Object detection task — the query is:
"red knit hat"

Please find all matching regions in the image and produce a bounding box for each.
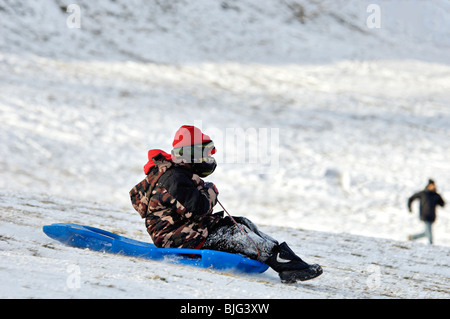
[172,125,214,150]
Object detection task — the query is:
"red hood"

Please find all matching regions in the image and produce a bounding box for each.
[143,149,172,174]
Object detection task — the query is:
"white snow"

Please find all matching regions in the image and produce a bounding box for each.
[1,0,449,299]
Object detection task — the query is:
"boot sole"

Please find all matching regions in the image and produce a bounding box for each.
[280,265,323,283]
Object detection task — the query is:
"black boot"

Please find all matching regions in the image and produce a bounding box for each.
[266,242,323,283]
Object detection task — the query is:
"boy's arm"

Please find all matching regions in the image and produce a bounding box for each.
[407,192,421,212]
[159,169,216,218]
[437,194,445,207]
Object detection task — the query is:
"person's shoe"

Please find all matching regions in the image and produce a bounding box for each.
[266,242,309,272]
[266,242,323,283]
[279,264,323,283]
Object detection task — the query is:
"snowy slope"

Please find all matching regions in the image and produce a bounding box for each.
[1,0,449,64]
[2,54,449,246]
[1,0,450,298]
[1,192,449,299]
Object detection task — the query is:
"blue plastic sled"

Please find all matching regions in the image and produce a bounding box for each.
[43,223,268,274]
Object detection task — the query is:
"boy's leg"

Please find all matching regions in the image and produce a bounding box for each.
[424,221,433,244]
[204,216,322,282]
[203,218,277,262]
[409,221,432,243]
[408,231,425,241]
[231,216,279,245]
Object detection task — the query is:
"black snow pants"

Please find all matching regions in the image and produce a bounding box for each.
[202,216,278,262]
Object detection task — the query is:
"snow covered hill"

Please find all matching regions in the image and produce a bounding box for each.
[1,0,449,298]
[1,0,449,64]
[1,192,449,299]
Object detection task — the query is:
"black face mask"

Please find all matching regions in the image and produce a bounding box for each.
[172,141,217,177]
[192,158,217,177]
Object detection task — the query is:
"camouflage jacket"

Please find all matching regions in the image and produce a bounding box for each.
[129,153,221,249]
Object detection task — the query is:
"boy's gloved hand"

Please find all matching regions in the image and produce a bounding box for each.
[203,182,219,209]
[204,182,219,195]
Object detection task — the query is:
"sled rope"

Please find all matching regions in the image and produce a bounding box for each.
[217,200,261,260]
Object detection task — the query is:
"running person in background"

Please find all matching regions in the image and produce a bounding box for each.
[130,125,322,283]
[408,179,445,244]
